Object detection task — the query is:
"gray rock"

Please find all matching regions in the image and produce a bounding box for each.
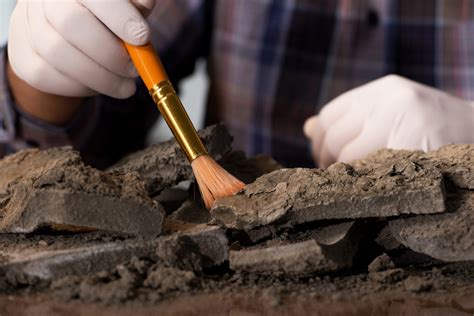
[374,225,403,251]
[230,221,366,276]
[353,144,474,189]
[212,160,445,230]
[110,124,233,195]
[0,238,158,285]
[389,189,474,262]
[0,147,164,237]
[230,240,346,276]
[156,223,228,272]
[0,224,228,285]
[368,253,396,272]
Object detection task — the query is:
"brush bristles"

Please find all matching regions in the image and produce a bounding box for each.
[191,155,245,209]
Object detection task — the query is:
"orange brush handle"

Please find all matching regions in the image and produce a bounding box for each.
[124,42,167,90]
[123,41,208,162]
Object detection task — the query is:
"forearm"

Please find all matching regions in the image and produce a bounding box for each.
[6,61,84,126]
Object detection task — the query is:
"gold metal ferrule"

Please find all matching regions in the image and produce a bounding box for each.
[149,80,208,162]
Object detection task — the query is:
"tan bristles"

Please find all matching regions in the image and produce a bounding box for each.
[191,155,245,209]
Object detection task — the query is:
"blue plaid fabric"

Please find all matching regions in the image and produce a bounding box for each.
[1,0,473,168]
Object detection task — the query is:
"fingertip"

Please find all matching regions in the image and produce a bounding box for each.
[303,116,318,138]
[124,18,150,45]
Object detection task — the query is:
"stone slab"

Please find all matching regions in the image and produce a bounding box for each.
[0,224,228,286]
[353,144,473,189]
[0,147,164,236]
[389,189,474,262]
[157,223,228,272]
[0,238,157,286]
[230,221,366,276]
[212,160,445,230]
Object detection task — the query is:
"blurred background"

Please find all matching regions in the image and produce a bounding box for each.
[0,0,207,143]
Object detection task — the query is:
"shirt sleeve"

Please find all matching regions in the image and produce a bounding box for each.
[0,0,213,168]
[0,46,159,169]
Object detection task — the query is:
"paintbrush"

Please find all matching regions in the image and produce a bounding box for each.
[124,42,245,209]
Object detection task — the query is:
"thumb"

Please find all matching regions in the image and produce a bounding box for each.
[303,115,318,138]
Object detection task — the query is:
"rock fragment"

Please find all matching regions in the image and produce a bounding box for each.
[353,144,473,189]
[212,160,445,230]
[0,223,228,286]
[156,222,228,272]
[0,238,158,286]
[230,240,339,276]
[0,147,164,236]
[230,221,366,276]
[403,276,432,293]
[374,225,403,252]
[368,253,396,273]
[389,189,474,262]
[110,124,233,195]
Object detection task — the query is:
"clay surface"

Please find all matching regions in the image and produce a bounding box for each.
[389,189,474,262]
[211,160,445,230]
[353,144,473,189]
[110,124,233,195]
[0,148,164,236]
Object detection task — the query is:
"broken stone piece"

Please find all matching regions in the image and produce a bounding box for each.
[230,240,347,276]
[156,222,228,272]
[0,147,164,236]
[389,189,474,262]
[230,221,366,276]
[110,124,233,195]
[0,223,228,286]
[374,224,403,252]
[353,144,473,189]
[212,160,445,230]
[0,237,158,286]
[368,253,396,273]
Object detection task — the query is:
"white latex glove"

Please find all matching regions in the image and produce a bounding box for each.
[8,0,155,99]
[304,75,474,168]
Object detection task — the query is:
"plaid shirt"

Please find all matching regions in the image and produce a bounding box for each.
[1,0,473,168]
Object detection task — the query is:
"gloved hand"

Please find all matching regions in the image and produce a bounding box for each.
[8,0,155,99]
[304,75,474,168]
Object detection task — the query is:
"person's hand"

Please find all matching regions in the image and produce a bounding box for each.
[8,0,155,99]
[304,75,474,168]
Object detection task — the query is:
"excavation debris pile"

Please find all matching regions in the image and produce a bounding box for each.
[0,125,473,308]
